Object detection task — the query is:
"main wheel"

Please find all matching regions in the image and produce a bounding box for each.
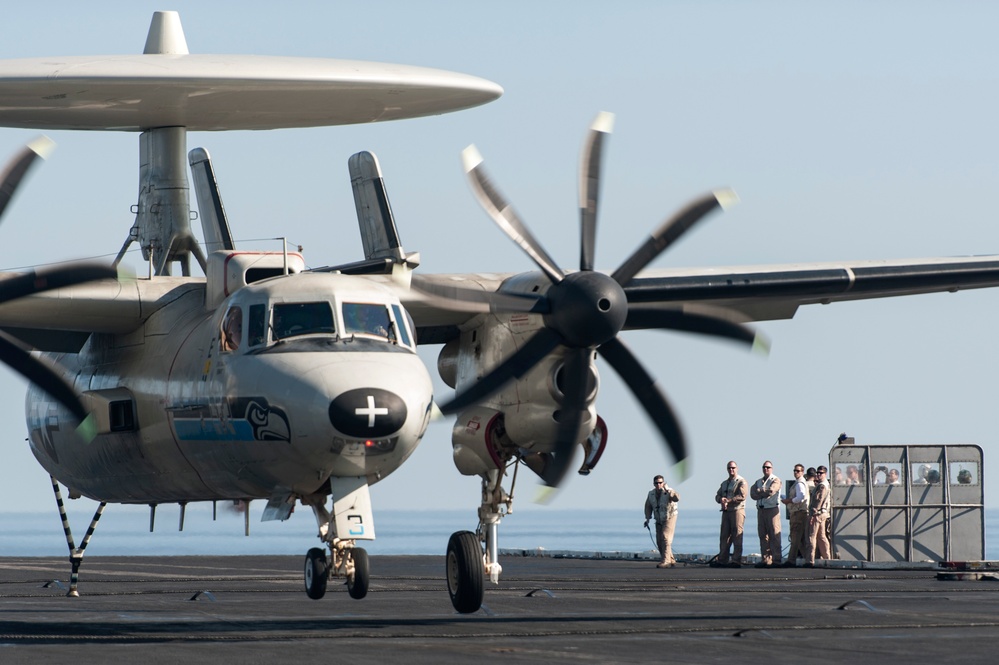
[304,547,328,600]
[446,530,484,613]
[347,547,370,600]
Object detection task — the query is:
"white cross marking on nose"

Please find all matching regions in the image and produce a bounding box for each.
[355,395,389,428]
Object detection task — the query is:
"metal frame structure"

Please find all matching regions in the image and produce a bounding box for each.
[830,441,984,562]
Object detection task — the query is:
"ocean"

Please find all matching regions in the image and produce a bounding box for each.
[2,503,997,560]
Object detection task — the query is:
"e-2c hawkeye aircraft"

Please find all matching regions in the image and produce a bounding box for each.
[4,12,999,615]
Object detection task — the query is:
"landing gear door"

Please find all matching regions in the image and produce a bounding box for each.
[332,476,376,541]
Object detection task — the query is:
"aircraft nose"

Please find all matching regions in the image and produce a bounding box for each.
[328,388,408,438]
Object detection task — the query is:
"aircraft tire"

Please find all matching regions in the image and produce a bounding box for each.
[347,547,370,600]
[304,547,328,600]
[446,530,484,613]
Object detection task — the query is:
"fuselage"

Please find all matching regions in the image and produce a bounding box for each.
[26,271,434,503]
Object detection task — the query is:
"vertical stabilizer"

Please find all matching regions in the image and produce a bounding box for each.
[348,151,406,262]
[189,148,235,254]
[144,11,189,55]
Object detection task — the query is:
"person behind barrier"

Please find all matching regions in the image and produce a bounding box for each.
[846,465,862,485]
[887,468,901,485]
[712,461,747,568]
[780,463,809,567]
[750,461,782,568]
[644,474,680,569]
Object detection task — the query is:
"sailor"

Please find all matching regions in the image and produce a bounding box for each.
[643,474,680,568]
[780,464,810,567]
[750,460,782,567]
[712,461,748,568]
[806,465,832,567]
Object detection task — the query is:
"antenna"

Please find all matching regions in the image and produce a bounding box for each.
[116,13,205,276]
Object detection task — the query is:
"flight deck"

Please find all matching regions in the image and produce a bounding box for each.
[2,554,998,663]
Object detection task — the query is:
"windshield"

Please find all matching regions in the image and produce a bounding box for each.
[272,302,336,341]
[342,302,392,339]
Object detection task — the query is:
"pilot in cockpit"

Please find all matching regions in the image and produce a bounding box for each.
[222,306,242,351]
[343,303,390,338]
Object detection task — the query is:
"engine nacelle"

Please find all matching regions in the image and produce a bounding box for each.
[451,406,505,476]
[442,300,602,456]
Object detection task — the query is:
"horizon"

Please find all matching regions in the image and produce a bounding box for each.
[0,0,997,567]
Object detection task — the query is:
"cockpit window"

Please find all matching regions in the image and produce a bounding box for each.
[342,302,391,339]
[272,302,336,341]
[391,304,413,347]
[248,304,266,347]
[222,306,242,351]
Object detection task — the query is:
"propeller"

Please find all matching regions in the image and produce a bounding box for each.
[0,138,121,439]
[427,112,767,487]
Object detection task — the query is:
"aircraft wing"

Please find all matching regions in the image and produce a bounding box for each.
[621,255,999,324]
[400,255,999,342]
[0,274,202,352]
[3,254,997,351]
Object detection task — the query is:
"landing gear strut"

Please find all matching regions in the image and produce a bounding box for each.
[303,493,370,601]
[447,466,514,613]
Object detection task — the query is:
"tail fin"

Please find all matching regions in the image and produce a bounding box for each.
[348,150,406,262]
[189,148,235,254]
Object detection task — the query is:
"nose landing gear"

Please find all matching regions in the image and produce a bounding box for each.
[304,547,328,599]
[303,486,373,601]
[302,541,369,600]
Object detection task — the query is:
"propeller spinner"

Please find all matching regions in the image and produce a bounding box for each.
[423,113,767,488]
[0,139,120,437]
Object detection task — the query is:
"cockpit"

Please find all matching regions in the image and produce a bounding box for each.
[218,277,416,354]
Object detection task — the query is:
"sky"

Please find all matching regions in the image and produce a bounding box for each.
[1,1,998,550]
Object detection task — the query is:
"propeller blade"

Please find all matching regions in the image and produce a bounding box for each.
[611,189,739,287]
[438,328,562,414]
[579,112,614,272]
[597,336,687,464]
[543,347,593,488]
[0,137,55,223]
[462,145,566,284]
[411,274,549,314]
[626,306,770,354]
[0,262,120,306]
[0,330,88,422]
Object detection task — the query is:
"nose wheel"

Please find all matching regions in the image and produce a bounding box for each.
[304,547,328,599]
[303,544,369,600]
[347,547,369,599]
[446,530,484,613]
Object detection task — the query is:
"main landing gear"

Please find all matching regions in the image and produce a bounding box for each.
[446,531,484,613]
[303,496,370,601]
[447,467,513,613]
